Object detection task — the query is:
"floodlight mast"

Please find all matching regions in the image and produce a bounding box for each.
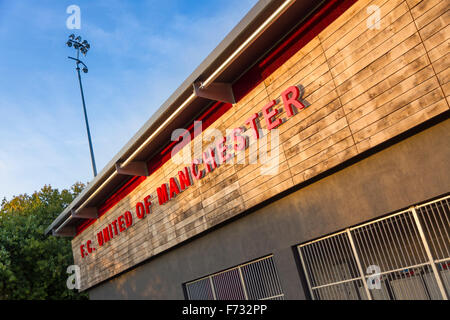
[67,34,97,177]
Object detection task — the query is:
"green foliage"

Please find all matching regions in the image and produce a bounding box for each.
[0,182,89,300]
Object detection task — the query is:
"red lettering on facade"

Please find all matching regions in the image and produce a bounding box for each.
[281,85,305,117]
[245,113,260,140]
[136,202,145,219]
[97,231,104,247]
[157,184,169,205]
[191,159,204,180]
[112,220,118,235]
[108,224,113,239]
[169,177,180,198]
[118,215,125,232]
[86,240,93,253]
[102,227,111,243]
[178,167,191,190]
[124,211,133,227]
[262,100,282,130]
[144,195,152,214]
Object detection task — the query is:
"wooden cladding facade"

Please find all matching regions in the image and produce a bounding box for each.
[72,0,450,291]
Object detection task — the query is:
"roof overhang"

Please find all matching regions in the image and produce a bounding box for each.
[46,0,326,236]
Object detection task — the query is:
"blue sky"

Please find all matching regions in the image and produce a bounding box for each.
[0,0,257,200]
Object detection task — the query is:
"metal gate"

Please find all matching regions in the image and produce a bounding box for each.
[185,255,285,300]
[298,195,450,300]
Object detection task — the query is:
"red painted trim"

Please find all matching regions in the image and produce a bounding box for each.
[75,0,357,237]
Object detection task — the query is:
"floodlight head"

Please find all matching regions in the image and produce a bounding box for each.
[75,36,81,41]
[85,43,90,49]
[69,34,75,40]
[82,40,88,45]
[82,67,88,73]
[74,43,79,49]
[66,41,72,47]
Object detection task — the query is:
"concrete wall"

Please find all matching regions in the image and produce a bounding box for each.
[88,115,450,299]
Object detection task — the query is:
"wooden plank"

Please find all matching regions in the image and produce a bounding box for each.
[339,41,427,104]
[415,0,449,31]
[263,37,321,88]
[326,0,406,68]
[353,86,444,143]
[284,111,348,158]
[431,52,450,74]
[333,22,419,86]
[291,139,357,185]
[441,78,450,97]
[345,64,435,124]
[406,0,424,10]
[320,0,390,51]
[410,0,442,21]
[266,48,327,97]
[289,135,355,178]
[417,6,450,41]
[331,8,414,79]
[423,23,450,52]
[299,145,358,184]
[281,96,342,147]
[437,67,450,86]
[356,98,448,152]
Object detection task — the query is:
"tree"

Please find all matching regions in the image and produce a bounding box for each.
[0,183,88,299]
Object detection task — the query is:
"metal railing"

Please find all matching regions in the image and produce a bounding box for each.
[185,255,285,300]
[298,194,450,300]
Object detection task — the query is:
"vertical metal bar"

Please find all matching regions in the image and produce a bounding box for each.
[346,229,372,300]
[390,214,423,298]
[258,259,268,299]
[428,204,448,258]
[252,260,262,299]
[260,259,269,298]
[407,208,443,299]
[315,240,338,298]
[186,284,191,300]
[351,228,372,295]
[308,242,326,289]
[298,246,315,300]
[271,258,284,298]
[303,244,321,299]
[433,202,450,256]
[411,206,448,300]
[423,205,444,259]
[238,266,249,300]
[318,239,337,286]
[209,276,217,300]
[367,220,405,299]
[401,212,427,299]
[212,275,220,300]
[76,65,97,177]
[251,263,262,300]
[379,217,415,299]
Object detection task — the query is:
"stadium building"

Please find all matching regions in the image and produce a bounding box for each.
[47,0,450,300]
